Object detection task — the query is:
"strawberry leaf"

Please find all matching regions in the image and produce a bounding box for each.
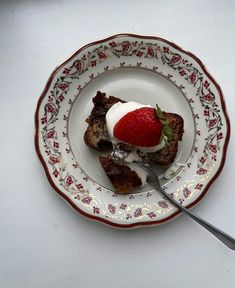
[155,105,173,140]
[156,104,164,119]
[163,125,172,138]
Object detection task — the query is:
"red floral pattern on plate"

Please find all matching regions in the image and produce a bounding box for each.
[36,34,230,228]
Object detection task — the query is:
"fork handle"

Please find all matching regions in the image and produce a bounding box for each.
[147,166,235,250]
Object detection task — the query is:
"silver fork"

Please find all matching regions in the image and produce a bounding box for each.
[111,149,235,250]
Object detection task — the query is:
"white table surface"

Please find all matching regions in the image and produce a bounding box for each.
[1,1,235,287]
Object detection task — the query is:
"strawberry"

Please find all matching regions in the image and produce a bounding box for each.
[113,107,163,147]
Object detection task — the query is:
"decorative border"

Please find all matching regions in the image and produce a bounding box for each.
[35,33,230,228]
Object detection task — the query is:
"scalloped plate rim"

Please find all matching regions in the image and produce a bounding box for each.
[35,33,230,229]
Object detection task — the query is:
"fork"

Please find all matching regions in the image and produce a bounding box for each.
[111,148,235,250]
[140,163,235,250]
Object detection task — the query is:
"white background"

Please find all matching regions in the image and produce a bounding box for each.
[1,1,235,287]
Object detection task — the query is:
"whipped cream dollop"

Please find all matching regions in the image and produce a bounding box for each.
[106,101,166,153]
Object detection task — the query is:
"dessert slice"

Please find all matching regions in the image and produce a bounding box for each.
[99,156,142,193]
[84,91,184,193]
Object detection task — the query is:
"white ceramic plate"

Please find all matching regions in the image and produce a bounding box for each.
[35,34,230,228]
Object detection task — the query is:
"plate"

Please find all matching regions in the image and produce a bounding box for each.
[35,34,230,228]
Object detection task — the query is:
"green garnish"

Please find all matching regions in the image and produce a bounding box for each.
[163,125,172,138]
[155,104,172,141]
[156,104,164,119]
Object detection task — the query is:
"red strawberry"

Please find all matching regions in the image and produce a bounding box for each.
[114,107,163,147]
